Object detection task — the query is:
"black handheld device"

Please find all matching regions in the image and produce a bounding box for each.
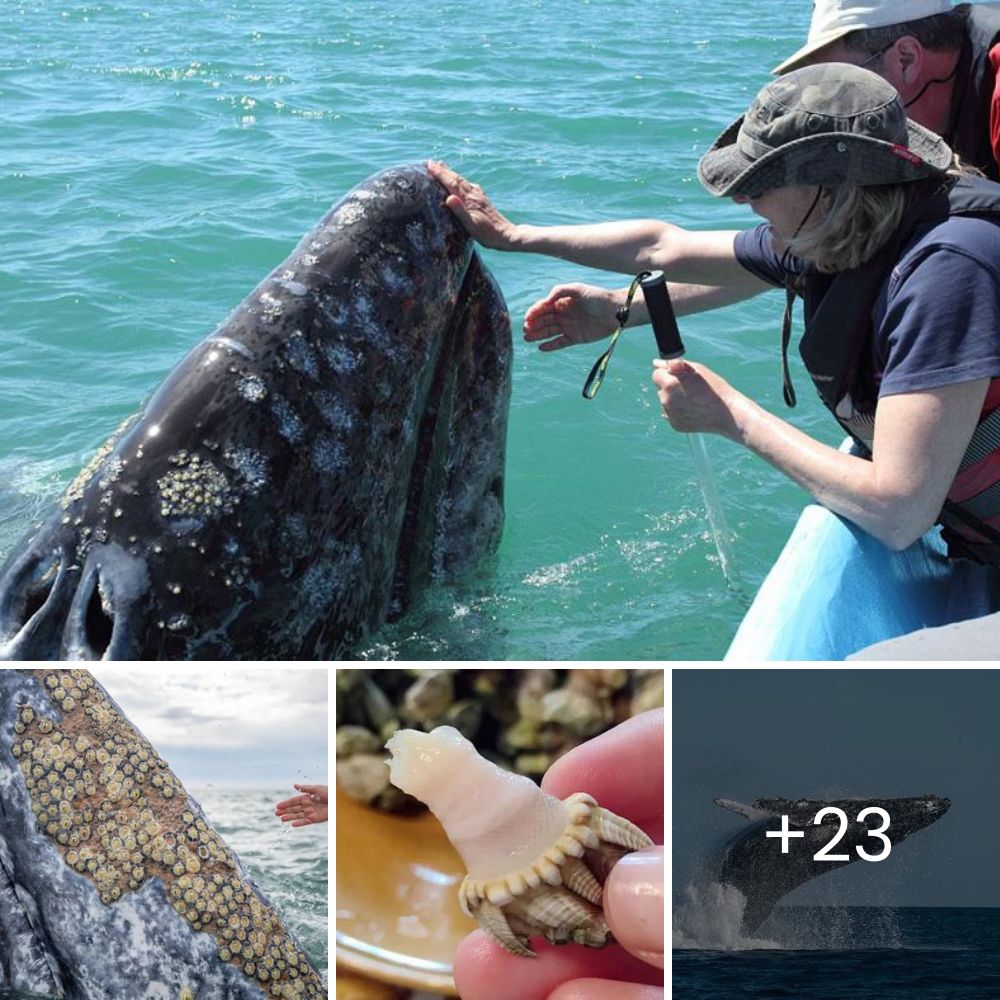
[640,270,685,360]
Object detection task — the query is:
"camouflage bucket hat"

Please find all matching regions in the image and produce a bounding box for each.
[698,63,953,198]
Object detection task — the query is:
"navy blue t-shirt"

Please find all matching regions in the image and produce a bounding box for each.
[735,216,1000,397]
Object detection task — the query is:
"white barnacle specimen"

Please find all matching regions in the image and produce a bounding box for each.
[385,726,652,958]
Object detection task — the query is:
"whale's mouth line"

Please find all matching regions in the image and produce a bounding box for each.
[388,252,479,620]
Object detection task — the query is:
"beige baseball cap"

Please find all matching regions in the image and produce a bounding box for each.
[772,0,955,75]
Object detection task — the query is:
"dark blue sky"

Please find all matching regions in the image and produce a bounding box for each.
[673,669,1000,907]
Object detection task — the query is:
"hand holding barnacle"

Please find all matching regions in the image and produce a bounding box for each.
[385,722,655,959]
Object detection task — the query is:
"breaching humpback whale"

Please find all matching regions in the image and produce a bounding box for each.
[714,795,951,933]
[0,164,511,660]
[0,668,325,998]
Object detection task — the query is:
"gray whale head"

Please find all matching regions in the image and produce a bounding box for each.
[0,164,511,660]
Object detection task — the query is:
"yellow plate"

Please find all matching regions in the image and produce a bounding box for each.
[336,785,475,995]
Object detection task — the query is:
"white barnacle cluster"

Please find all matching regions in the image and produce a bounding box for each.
[385,726,653,957]
[156,452,234,520]
[258,292,285,321]
[330,189,376,228]
[13,668,325,998]
[237,373,268,403]
[60,424,126,509]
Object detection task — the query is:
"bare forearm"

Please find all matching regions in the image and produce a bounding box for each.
[729,396,927,549]
[605,278,770,333]
[512,219,671,272]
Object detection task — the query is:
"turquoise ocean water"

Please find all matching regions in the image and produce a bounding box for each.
[194,785,329,980]
[0,0,839,659]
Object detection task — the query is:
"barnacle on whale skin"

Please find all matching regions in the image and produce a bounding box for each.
[385,725,653,958]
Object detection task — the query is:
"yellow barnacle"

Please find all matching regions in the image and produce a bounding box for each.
[173,863,186,877]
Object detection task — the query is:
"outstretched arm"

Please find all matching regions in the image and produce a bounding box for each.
[522,277,768,352]
[427,161,764,288]
[275,784,329,827]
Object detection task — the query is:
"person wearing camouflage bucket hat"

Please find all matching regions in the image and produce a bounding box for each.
[428,60,1000,569]
[770,1,1000,180]
[698,62,953,199]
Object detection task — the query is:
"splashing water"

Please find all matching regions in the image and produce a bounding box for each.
[673,882,781,951]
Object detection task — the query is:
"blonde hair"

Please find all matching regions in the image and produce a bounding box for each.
[785,183,908,273]
[786,161,969,273]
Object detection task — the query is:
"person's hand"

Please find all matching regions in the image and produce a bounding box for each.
[275,783,329,827]
[427,160,520,250]
[652,358,744,438]
[523,283,620,351]
[453,709,664,1000]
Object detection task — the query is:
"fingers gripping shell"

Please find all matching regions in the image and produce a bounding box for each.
[385,726,654,958]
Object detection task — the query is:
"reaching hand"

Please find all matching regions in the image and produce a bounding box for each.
[652,358,743,438]
[523,283,621,351]
[427,160,520,250]
[275,783,329,828]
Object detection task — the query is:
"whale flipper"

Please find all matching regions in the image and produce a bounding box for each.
[713,798,774,821]
[0,164,511,660]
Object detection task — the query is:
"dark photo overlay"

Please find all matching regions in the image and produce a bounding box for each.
[673,668,1000,1000]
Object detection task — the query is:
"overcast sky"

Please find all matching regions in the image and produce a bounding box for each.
[674,668,1000,908]
[90,666,328,789]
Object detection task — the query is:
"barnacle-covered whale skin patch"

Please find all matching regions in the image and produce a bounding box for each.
[386,725,653,958]
[0,668,326,999]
